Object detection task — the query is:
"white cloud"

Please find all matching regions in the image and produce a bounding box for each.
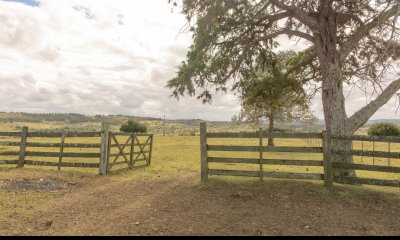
[0,0,399,121]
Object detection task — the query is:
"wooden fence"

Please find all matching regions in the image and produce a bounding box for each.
[0,123,153,175]
[330,134,400,187]
[200,123,400,187]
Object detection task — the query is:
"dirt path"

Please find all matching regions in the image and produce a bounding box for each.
[1,173,400,236]
[2,174,194,236]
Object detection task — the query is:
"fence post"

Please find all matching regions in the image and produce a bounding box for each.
[200,122,208,181]
[58,130,68,171]
[130,134,134,167]
[259,128,264,182]
[17,126,28,168]
[148,134,154,166]
[99,122,110,175]
[323,131,333,187]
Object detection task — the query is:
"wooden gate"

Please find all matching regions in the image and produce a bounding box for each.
[107,132,154,173]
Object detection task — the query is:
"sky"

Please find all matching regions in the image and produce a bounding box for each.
[0,0,399,121]
[4,0,38,6]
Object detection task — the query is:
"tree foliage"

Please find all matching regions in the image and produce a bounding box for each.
[368,122,400,136]
[233,51,316,126]
[120,120,148,133]
[167,0,400,132]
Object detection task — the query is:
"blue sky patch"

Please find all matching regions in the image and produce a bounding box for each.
[3,0,39,7]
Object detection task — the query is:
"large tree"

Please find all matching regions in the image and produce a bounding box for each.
[233,51,315,147]
[167,0,400,177]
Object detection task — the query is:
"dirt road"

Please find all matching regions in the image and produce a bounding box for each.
[1,171,399,236]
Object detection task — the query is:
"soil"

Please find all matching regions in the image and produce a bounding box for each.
[0,172,399,236]
[2,177,79,192]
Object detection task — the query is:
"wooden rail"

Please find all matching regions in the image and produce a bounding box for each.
[207,145,323,153]
[24,160,99,168]
[332,149,400,159]
[0,151,100,158]
[24,152,100,158]
[331,135,400,143]
[28,132,100,138]
[0,142,101,148]
[208,169,324,180]
[207,157,324,166]
[200,122,400,188]
[0,142,21,147]
[0,132,21,137]
[0,160,18,165]
[332,162,400,173]
[207,132,323,139]
[334,177,400,187]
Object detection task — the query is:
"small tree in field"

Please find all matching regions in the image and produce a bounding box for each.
[368,123,400,137]
[120,120,148,133]
[233,51,316,146]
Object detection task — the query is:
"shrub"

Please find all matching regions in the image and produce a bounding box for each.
[120,120,147,133]
[273,128,288,133]
[367,123,400,137]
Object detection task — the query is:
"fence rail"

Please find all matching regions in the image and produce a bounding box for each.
[331,135,400,143]
[0,160,18,165]
[207,132,323,139]
[24,160,100,168]
[334,177,400,187]
[207,145,323,153]
[332,149,400,159]
[332,162,400,173]
[208,169,325,180]
[0,123,154,175]
[0,142,102,148]
[200,123,399,188]
[207,157,324,166]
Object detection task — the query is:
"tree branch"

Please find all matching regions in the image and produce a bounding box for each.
[285,47,317,77]
[284,29,316,42]
[269,0,318,30]
[256,29,315,43]
[347,78,400,131]
[336,13,364,26]
[339,4,399,60]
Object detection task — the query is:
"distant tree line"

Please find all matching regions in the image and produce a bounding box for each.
[0,112,160,124]
[0,113,91,123]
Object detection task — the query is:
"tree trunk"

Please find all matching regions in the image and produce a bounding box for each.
[315,2,356,178]
[268,115,275,147]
